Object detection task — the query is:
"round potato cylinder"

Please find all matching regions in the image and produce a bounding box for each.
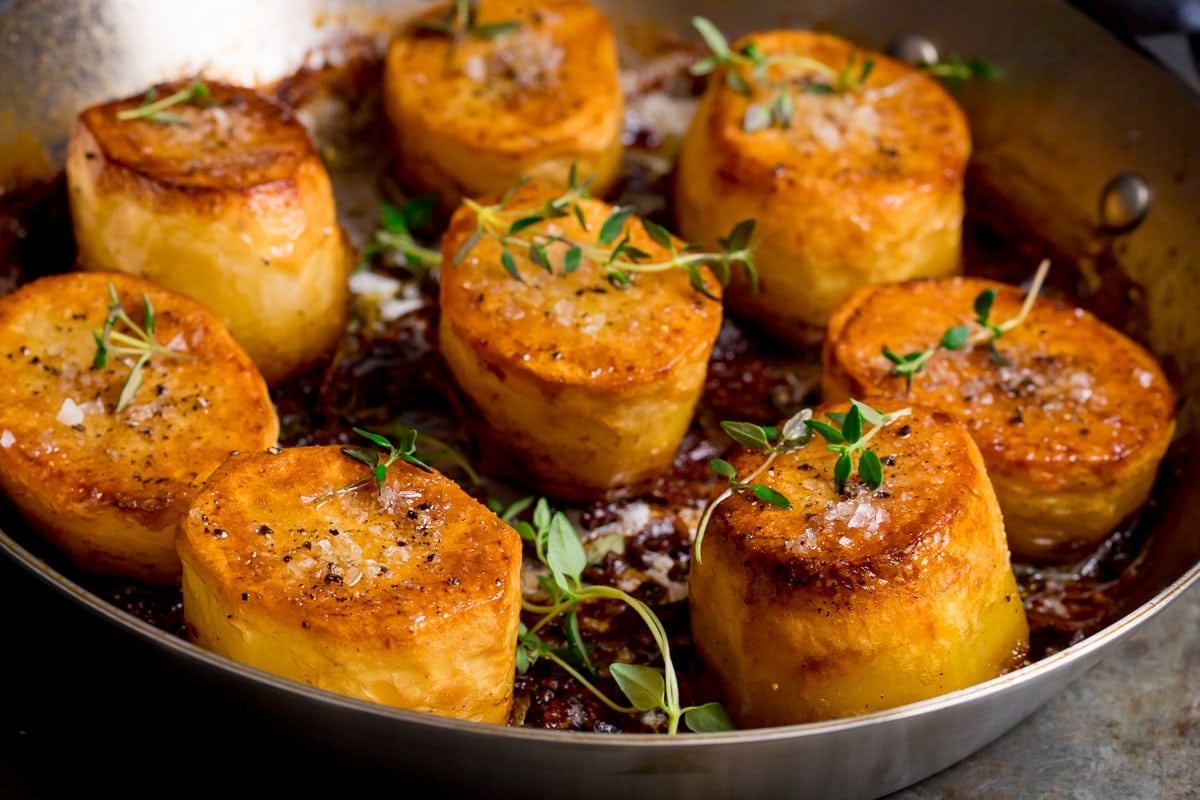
[66,80,350,384]
[0,272,278,583]
[675,30,969,343]
[689,402,1028,726]
[383,0,624,210]
[438,185,723,499]
[177,446,523,723]
[822,277,1177,558]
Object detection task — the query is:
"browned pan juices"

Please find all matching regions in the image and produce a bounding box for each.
[0,33,1181,733]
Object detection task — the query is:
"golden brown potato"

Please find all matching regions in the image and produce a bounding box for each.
[0,272,278,583]
[689,402,1028,726]
[383,0,624,210]
[675,30,969,343]
[177,446,523,723]
[823,277,1177,558]
[66,79,351,384]
[438,183,723,499]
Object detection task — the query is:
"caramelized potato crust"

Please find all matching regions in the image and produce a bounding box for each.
[0,272,278,583]
[823,278,1177,557]
[675,30,969,342]
[66,80,350,384]
[177,446,522,723]
[383,0,624,209]
[689,402,1028,726]
[438,185,722,498]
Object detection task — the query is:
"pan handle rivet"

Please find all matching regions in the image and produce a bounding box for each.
[1099,172,1152,232]
[887,35,939,66]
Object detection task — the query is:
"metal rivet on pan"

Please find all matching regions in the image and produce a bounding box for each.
[1099,172,1152,232]
[887,35,939,66]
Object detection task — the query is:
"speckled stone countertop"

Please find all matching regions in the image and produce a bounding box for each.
[893,580,1200,799]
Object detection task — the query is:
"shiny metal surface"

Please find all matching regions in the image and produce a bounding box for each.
[1099,171,1154,232]
[1,1,1198,798]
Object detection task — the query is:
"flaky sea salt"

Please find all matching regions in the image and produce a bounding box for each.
[0,430,13,448]
[56,398,84,427]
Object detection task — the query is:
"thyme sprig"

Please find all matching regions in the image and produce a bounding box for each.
[690,17,872,132]
[355,197,441,276]
[117,76,211,125]
[510,498,731,734]
[314,428,431,506]
[455,172,757,299]
[882,259,1051,393]
[804,400,911,494]
[693,409,814,564]
[921,55,1003,86]
[91,284,186,412]
[411,0,521,41]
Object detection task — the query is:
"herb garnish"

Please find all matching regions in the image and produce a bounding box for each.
[116,76,211,125]
[804,400,911,493]
[315,428,431,506]
[693,410,814,563]
[921,55,1003,86]
[694,401,910,560]
[508,498,731,734]
[92,284,186,412]
[882,259,1050,393]
[356,196,441,276]
[690,17,873,133]
[455,169,757,299]
[411,0,521,41]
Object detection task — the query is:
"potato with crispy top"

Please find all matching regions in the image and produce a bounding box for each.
[438,183,723,499]
[177,446,523,723]
[689,401,1028,726]
[675,30,969,343]
[66,79,351,384]
[0,272,278,584]
[383,0,624,210]
[823,277,1177,559]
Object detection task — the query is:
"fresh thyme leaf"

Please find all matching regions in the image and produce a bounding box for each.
[500,248,522,282]
[354,428,394,449]
[721,219,756,253]
[987,340,1010,367]
[922,55,1004,85]
[940,324,971,351]
[509,215,544,235]
[842,405,863,444]
[770,88,794,128]
[641,219,674,249]
[974,288,996,325]
[752,484,792,509]
[683,702,734,733]
[803,83,836,96]
[341,447,380,469]
[562,246,583,274]
[858,448,884,489]
[850,399,884,427]
[691,16,731,59]
[720,420,773,450]
[546,511,586,593]
[710,458,737,480]
[609,663,665,713]
[597,208,633,246]
[724,70,752,96]
[805,419,845,445]
[533,497,551,532]
[833,452,853,489]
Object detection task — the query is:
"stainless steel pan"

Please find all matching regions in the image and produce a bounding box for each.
[1,1,1198,797]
